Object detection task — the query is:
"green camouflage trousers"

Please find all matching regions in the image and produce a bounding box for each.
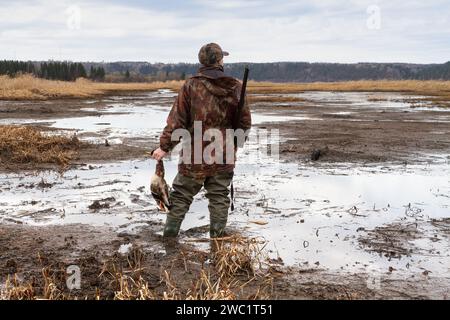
[168,171,234,227]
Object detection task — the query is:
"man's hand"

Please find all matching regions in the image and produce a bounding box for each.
[152,148,167,161]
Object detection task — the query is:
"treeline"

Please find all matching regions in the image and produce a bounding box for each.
[88,66,106,81]
[39,62,87,81]
[0,60,105,82]
[94,62,187,82]
[0,60,36,76]
[100,61,450,82]
[3,59,450,82]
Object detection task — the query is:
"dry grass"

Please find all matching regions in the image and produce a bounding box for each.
[425,96,450,108]
[0,74,182,100]
[114,275,156,300]
[2,237,273,300]
[41,267,66,300]
[247,80,450,96]
[1,268,68,300]
[112,269,237,300]
[247,80,450,108]
[112,238,270,300]
[2,275,35,300]
[0,75,102,100]
[3,74,450,101]
[0,125,81,166]
[185,270,236,300]
[212,236,266,280]
[247,95,305,104]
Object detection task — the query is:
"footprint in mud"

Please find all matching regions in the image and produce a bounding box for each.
[184,225,210,236]
[129,193,152,206]
[358,222,419,259]
[88,197,116,211]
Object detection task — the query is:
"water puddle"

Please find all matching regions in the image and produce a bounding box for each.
[253,91,450,113]
[1,91,449,277]
[1,157,449,276]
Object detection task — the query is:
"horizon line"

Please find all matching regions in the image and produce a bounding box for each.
[1,59,449,65]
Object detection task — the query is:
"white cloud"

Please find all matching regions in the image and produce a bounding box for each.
[0,0,449,63]
[193,0,266,9]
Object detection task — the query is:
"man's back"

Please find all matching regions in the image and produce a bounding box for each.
[151,43,251,239]
[159,65,251,178]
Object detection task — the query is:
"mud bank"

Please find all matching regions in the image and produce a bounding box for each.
[2,90,450,167]
[251,92,450,164]
[1,223,448,299]
[1,159,449,299]
[1,90,450,299]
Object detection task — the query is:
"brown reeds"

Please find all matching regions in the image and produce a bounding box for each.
[247,95,305,104]
[247,80,450,95]
[2,275,35,300]
[1,268,67,300]
[211,235,266,280]
[0,74,182,100]
[0,125,81,166]
[3,238,273,300]
[114,275,156,300]
[2,74,450,101]
[186,270,236,300]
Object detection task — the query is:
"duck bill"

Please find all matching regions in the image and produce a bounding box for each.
[158,201,168,212]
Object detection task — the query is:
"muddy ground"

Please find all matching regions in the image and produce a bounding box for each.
[1,90,450,299]
[2,92,450,167]
[250,95,450,164]
[0,95,161,172]
[2,223,448,299]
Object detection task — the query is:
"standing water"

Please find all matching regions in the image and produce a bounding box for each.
[1,91,449,278]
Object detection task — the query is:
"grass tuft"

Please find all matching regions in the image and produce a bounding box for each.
[3,75,450,102]
[0,74,183,100]
[0,125,81,166]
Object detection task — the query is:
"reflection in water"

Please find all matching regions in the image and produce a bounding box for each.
[1,158,449,275]
[1,90,449,276]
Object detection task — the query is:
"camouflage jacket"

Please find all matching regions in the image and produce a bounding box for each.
[159,65,251,179]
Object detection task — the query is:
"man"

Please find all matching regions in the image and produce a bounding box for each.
[152,43,251,238]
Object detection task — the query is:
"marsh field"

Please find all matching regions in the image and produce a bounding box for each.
[1,76,450,300]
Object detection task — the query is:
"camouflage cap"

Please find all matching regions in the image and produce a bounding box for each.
[198,43,229,66]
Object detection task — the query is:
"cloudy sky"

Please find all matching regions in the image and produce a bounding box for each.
[0,0,449,63]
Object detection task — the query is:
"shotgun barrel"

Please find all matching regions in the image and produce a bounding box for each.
[233,66,250,130]
[230,66,250,210]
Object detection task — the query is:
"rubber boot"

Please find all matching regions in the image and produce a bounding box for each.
[163,217,182,237]
[210,220,227,238]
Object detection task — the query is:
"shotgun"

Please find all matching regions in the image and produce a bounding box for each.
[233,66,250,147]
[230,66,250,211]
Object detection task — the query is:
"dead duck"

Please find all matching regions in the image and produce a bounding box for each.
[310,146,329,161]
[150,159,171,212]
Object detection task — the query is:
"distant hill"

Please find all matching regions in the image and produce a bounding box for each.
[86,61,450,82]
[3,60,450,82]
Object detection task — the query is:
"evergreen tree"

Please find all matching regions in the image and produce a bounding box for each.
[0,60,35,76]
[89,66,95,79]
[98,67,105,80]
